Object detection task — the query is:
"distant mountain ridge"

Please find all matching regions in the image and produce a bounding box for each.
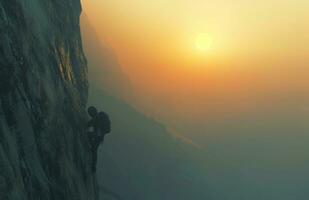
[81,13,209,200]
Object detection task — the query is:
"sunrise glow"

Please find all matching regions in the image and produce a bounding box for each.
[82,0,309,119]
[195,34,213,51]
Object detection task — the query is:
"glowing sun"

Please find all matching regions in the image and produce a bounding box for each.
[195,34,213,51]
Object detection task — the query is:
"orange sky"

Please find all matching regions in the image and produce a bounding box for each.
[82,0,309,121]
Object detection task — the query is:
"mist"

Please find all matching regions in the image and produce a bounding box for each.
[81,1,309,199]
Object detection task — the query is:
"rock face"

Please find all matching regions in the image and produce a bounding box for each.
[0,0,96,199]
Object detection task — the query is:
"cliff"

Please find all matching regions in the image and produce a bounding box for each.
[0,0,97,199]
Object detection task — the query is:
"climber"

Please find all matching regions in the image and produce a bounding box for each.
[87,106,111,172]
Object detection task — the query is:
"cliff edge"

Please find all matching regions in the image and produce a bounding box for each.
[0,0,96,199]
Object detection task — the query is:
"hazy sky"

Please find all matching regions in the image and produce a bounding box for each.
[83,0,309,123]
[82,3,309,198]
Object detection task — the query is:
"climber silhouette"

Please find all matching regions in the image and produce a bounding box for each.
[87,106,111,172]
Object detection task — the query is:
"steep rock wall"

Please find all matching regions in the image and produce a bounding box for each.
[0,0,96,199]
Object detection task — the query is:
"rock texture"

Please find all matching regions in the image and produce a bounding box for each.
[0,0,97,199]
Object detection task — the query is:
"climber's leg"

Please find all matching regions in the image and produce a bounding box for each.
[91,138,101,172]
[91,143,97,172]
[91,135,105,172]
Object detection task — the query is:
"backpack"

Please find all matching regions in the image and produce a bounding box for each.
[97,112,111,134]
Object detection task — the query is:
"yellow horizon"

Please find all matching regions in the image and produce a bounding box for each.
[82,0,309,119]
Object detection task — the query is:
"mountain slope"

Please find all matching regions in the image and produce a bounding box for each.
[81,14,133,100]
[89,86,209,200]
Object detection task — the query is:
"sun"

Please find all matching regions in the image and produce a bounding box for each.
[195,33,213,51]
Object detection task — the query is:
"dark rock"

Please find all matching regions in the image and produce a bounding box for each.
[0,0,97,199]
